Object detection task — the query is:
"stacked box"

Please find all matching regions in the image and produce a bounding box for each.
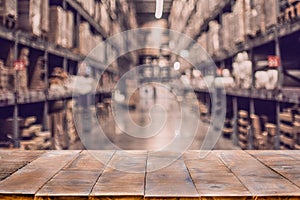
[264,0,277,28]
[0,0,17,27]
[251,114,269,149]
[48,6,66,47]
[66,11,74,49]
[253,0,266,34]
[0,60,9,90]
[79,22,90,55]
[237,110,250,150]
[100,2,111,35]
[222,12,235,52]
[265,123,277,149]
[244,0,259,37]
[18,0,49,37]
[207,20,221,57]
[0,116,50,150]
[200,0,210,19]
[279,108,300,150]
[29,56,46,91]
[233,0,246,44]
[50,110,68,150]
[66,100,79,145]
[40,0,49,34]
[79,22,103,55]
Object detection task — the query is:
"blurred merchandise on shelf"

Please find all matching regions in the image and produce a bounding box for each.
[50,108,68,150]
[29,56,46,90]
[16,48,30,93]
[79,22,102,55]
[48,6,68,48]
[232,52,252,89]
[280,106,300,150]
[49,67,69,97]
[237,110,250,150]
[18,0,49,37]
[0,0,17,28]
[207,20,221,57]
[255,69,278,90]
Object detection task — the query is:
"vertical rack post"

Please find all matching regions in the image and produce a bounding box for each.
[75,12,81,50]
[248,49,254,150]
[275,0,283,150]
[63,57,68,147]
[232,96,238,146]
[63,57,68,72]
[13,32,20,148]
[43,49,49,131]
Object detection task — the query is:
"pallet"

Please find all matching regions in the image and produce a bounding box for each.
[222,127,233,137]
[238,126,248,135]
[238,118,249,127]
[238,133,248,142]
[280,123,295,137]
[280,134,295,149]
[238,140,247,150]
[238,110,248,119]
[279,112,294,123]
[265,123,277,136]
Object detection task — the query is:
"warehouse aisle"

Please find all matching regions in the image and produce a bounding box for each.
[72,91,239,150]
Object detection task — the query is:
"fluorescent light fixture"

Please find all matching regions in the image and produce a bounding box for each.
[155,0,164,19]
[174,62,180,70]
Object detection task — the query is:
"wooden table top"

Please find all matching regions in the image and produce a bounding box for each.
[1,150,300,199]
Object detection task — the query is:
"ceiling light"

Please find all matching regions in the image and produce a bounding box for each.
[155,0,164,19]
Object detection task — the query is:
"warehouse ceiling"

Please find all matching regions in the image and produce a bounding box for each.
[128,0,173,25]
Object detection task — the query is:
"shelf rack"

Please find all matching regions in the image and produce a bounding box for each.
[190,0,300,150]
[0,0,137,148]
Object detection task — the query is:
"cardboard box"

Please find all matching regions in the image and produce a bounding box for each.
[48,6,66,47]
[0,0,17,21]
[66,11,74,49]
[17,0,48,36]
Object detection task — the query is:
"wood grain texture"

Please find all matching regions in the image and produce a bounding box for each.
[0,151,80,195]
[0,151,300,199]
[248,150,300,188]
[146,152,199,198]
[36,151,114,197]
[220,151,300,196]
[0,150,45,181]
[91,151,147,197]
[184,151,251,197]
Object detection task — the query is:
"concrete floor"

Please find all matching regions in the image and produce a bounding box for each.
[72,90,239,151]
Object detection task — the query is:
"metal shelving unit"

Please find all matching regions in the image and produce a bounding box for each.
[193,0,300,150]
[0,0,138,148]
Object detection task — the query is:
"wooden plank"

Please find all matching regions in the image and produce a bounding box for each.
[36,151,114,197]
[145,152,199,198]
[184,151,251,197]
[248,150,300,188]
[63,150,114,171]
[91,151,147,197]
[0,151,45,181]
[220,151,300,196]
[0,151,79,195]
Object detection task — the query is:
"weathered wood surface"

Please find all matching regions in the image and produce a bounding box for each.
[0,150,300,199]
